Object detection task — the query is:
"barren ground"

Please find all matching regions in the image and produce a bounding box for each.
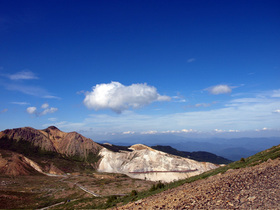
[116,158,280,209]
[0,172,154,209]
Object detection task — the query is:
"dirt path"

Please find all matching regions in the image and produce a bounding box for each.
[38,174,101,209]
[76,183,101,197]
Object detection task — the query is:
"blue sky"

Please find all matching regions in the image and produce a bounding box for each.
[0,0,280,141]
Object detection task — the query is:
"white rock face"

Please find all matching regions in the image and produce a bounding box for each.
[97,144,218,182]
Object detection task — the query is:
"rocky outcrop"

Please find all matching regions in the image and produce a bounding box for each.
[0,127,57,152]
[0,126,103,160]
[0,150,43,176]
[118,158,280,209]
[98,144,218,182]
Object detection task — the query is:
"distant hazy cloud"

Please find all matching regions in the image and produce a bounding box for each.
[1,71,59,99]
[41,103,49,109]
[172,95,186,103]
[1,108,8,113]
[48,117,57,121]
[122,131,135,135]
[11,102,30,105]
[272,89,280,97]
[206,84,232,95]
[26,106,37,114]
[187,58,196,63]
[41,107,58,115]
[195,103,211,107]
[83,82,171,113]
[6,70,38,80]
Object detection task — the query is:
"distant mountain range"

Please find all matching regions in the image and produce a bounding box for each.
[151,145,232,164]
[100,134,280,161]
[100,143,231,164]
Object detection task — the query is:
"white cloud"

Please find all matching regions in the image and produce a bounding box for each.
[181,129,196,133]
[273,109,280,113]
[172,95,187,103]
[4,83,60,99]
[43,95,61,99]
[229,129,240,132]
[11,102,30,105]
[26,107,37,114]
[41,103,49,109]
[48,118,57,121]
[7,70,38,80]
[122,131,135,135]
[206,84,232,95]
[41,107,58,115]
[83,82,171,113]
[26,104,58,116]
[45,89,280,139]
[141,130,158,135]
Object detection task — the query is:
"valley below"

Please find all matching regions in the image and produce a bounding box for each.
[0,171,154,209]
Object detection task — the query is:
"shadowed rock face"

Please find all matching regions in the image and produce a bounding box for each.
[98,144,219,182]
[0,127,57,152]
[0,126,103,160]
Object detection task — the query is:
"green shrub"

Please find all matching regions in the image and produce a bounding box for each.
[130,190,138,196]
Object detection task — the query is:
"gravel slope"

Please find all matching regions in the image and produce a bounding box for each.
[117,158,280,209]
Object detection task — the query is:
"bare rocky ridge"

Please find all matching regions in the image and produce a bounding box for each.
[98,144,218,182]
[0,149,65,176]
[0,127,219,182]
[0,126,103,160]
[118,158,280,209]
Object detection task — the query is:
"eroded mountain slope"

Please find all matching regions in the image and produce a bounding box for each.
[0,126,103,160]
[98,144,218,182]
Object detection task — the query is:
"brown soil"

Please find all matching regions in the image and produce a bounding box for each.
[117,158,280,209]
[0,172,154,209]
[0,150,41,176]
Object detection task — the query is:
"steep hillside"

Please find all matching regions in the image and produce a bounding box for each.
[0,126,104,175]
[119,157,280,209]
[0,126,103,161]
[0,149,42,176]
[98,144,218,182]
[114,144,280,209]
[151,145,232,164]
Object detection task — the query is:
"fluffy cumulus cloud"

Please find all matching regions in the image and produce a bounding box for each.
[26,103,58,116]
[83,82,171,113]
[41,103,49,109]
[26,106,37,114]
[206,84,232,95]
